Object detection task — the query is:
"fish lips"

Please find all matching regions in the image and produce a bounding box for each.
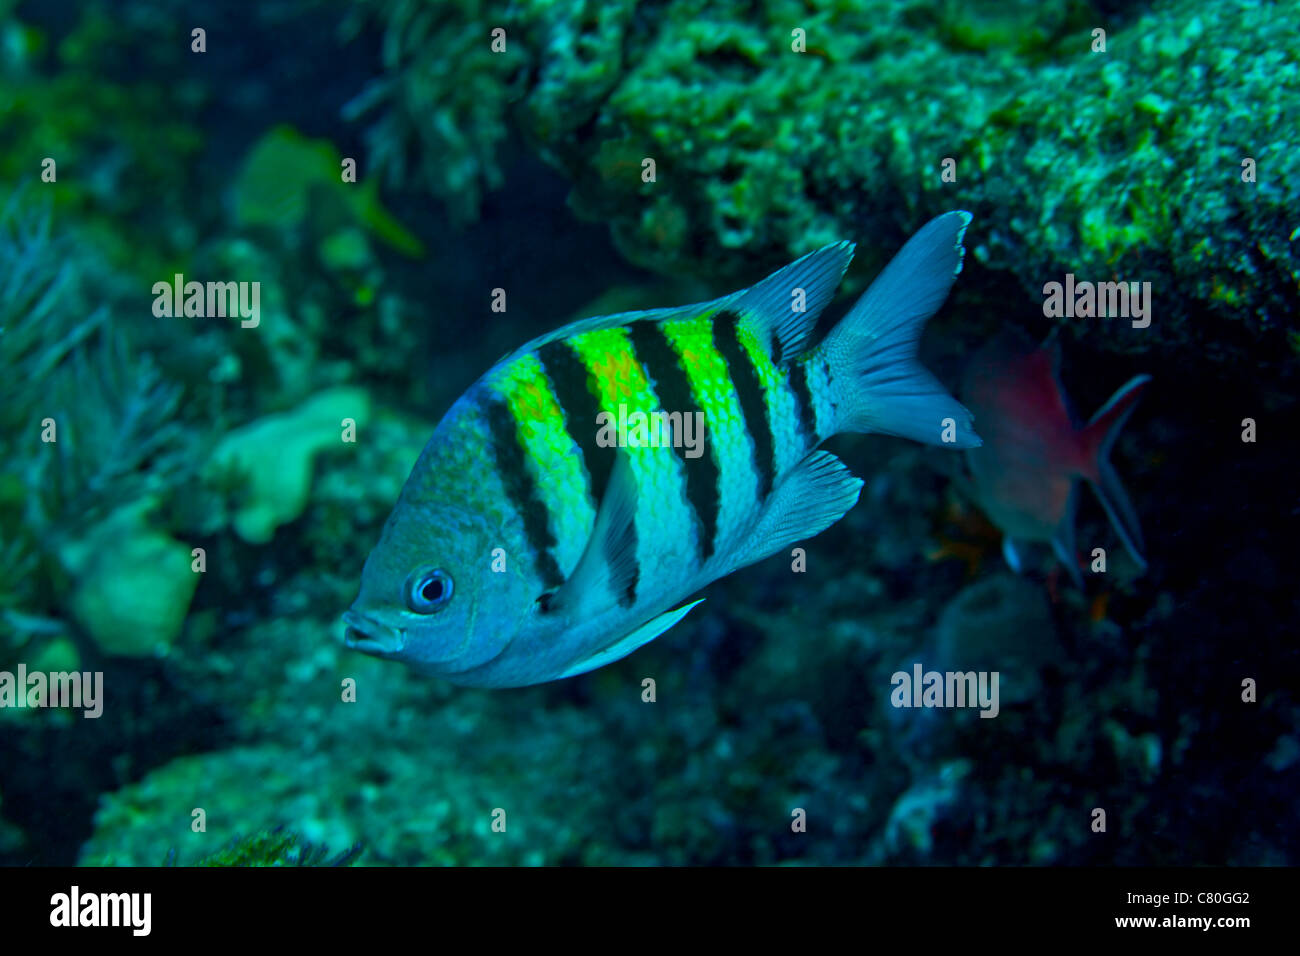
[342,609,408,658]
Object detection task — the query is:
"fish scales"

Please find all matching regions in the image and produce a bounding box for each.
[713,310,779,501]
[491,322,709,604]
[727,307,814,479]
[786,359,822,448]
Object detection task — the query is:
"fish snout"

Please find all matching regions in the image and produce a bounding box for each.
[342,609,407,657]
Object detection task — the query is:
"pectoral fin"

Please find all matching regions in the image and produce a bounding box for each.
[541,450,640,616]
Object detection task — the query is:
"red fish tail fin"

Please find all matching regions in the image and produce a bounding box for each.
[1080,374,1152,571]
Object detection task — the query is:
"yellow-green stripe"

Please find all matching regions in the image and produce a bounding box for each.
[661,314,759,559]
[488,353,595,581]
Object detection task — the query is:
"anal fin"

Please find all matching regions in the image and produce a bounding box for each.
[727,450,864,572]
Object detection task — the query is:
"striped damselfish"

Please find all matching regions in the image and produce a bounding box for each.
[344,211,982,687]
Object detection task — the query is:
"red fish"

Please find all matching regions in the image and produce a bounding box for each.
[959,332,1150,584]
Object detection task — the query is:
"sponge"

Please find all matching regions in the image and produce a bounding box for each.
[209,386,372,544]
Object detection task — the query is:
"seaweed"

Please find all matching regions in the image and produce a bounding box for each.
[0,190,88,647]
[0,192,103,428]
[35,331,193,532]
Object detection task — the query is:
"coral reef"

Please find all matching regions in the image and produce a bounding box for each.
[930,574,1060,708]
[234,125,425,258]
[964,0,1300,364]
[0,1,204,275]
[0,192,201,658]
[357,0,1298,369]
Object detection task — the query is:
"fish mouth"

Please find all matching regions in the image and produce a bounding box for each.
[342,609,407,657]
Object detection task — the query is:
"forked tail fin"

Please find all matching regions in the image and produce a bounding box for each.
[1080,374,1152,570]
[815,211,981,449]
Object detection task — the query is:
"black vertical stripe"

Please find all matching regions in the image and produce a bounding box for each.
[714,310,777,500]
[788,359,820,448]
[484,396,564,590]
[536,340,616,507]
[627,320,720,562]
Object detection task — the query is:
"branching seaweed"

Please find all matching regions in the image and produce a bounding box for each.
[0,192,105,431]
[0,188,201,643]
[34,327,194,532]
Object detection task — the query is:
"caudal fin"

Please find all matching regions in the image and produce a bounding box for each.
[1080,374,1151,570]
[816,211,981,449]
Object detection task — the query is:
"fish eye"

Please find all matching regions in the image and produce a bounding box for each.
[403,567,454,614]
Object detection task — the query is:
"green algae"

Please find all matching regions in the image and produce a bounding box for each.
[965,0,1300,359]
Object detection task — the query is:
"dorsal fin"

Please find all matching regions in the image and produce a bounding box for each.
[731,241,855,365]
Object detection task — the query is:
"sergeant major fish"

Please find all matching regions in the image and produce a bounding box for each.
[344,211,982,687]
